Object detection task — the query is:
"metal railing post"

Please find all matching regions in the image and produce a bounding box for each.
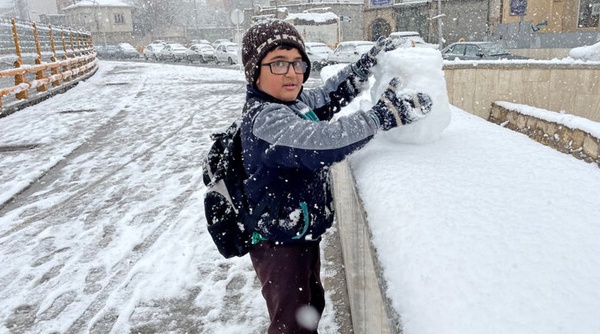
[11,18,27,100]
[61,29,70,81]
[48,25,61,87]
[33,22,47,92]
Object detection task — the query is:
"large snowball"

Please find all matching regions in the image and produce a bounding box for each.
[370,47,451,144]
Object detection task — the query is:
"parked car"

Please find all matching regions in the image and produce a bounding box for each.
[188,39,211,46]
[214,42,239,65]
[441,42,529,60]
[157,43,194,62]
[212,39,231,48]
[189,44,216,63]
[305,42,333,71]
[327,41,374,64]
[389,31,439,49]
[114,43,140,59]
[143,43,165,60]
[95,44,117,59]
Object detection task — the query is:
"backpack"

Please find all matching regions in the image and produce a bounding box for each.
[202,119,266,258]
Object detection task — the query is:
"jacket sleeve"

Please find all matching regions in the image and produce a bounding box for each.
[251,102,380,171]
[300,65,369,121]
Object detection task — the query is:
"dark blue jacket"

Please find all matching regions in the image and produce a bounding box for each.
[241,65,381,243]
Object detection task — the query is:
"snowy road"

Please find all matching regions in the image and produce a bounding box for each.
[0,62,343,333]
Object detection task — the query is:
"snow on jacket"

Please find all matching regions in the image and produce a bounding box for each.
[241,65,381,243]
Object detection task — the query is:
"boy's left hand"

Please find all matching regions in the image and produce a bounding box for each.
[353,36,397,78]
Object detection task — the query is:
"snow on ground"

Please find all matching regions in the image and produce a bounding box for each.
[1,55,600,334]
[568,41,600,62]
[0,62,339,333]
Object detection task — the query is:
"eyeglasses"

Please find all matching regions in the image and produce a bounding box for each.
[261,61,308,75]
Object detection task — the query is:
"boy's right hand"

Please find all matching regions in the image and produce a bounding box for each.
[352,36,396,79]
[369,78,433,131]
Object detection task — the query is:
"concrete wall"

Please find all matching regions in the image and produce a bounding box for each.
[443,62,600,122]
[489,103,600,167]
[331,161,399,334]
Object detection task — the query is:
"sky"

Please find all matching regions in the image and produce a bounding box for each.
[1,47,600,334]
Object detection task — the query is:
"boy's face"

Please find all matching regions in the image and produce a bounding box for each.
[256,47,304,102]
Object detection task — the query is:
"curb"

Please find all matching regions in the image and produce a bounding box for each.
[331,160,401,334]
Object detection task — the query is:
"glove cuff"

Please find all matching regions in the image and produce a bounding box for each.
[367,110,381,128]
[351,63,370,81]
[370,100,399,131]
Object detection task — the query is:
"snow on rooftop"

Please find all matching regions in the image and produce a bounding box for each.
[287,12,339,24]
[63,0,132,10]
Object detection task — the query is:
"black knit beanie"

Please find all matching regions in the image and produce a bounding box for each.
[242,19,311,86]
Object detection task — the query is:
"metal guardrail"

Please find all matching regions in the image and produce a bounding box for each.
[0,18,98,117]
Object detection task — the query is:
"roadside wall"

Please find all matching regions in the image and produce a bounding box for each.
[489,102,600,167]
[443,62,600,122]
[331,161,397,334]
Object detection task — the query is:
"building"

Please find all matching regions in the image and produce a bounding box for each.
[363,0,490,46]
[490,0,599,58]
[62,0,134,46]
[0,0,59,21]
[56,0,74,12]
[361,0,599,57]
[243,2,364,45]
[27,0,59,21]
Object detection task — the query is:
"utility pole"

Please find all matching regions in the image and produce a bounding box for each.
[194,0,198,33]
[437,0,443,49]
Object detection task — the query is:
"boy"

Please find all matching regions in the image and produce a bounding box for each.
[240,19,432,333]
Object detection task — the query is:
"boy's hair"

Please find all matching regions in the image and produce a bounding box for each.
[241,19,311,86]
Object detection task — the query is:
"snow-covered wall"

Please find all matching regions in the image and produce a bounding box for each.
[490,102,600,167]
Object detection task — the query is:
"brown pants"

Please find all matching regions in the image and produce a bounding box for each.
[249,241,325,334]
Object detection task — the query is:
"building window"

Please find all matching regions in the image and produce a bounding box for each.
[510,0,527,16]
[114,13,125,24]
[578,0,600,27]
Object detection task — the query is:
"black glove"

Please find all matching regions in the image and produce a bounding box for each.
[369,77,433,131]
[352,36,397,79]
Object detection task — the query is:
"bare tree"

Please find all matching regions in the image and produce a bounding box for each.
[131,0,187,35]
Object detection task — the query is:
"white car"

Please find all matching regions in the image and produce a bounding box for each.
[143,43,164,60]
[389,31,439,49]
[157,43,193,62]
[305,42,333,71]
[189,44,216,63]
[114,43,140,59]
[214,43,239,65]
[212,39,231,48]
[327,41,374,64]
